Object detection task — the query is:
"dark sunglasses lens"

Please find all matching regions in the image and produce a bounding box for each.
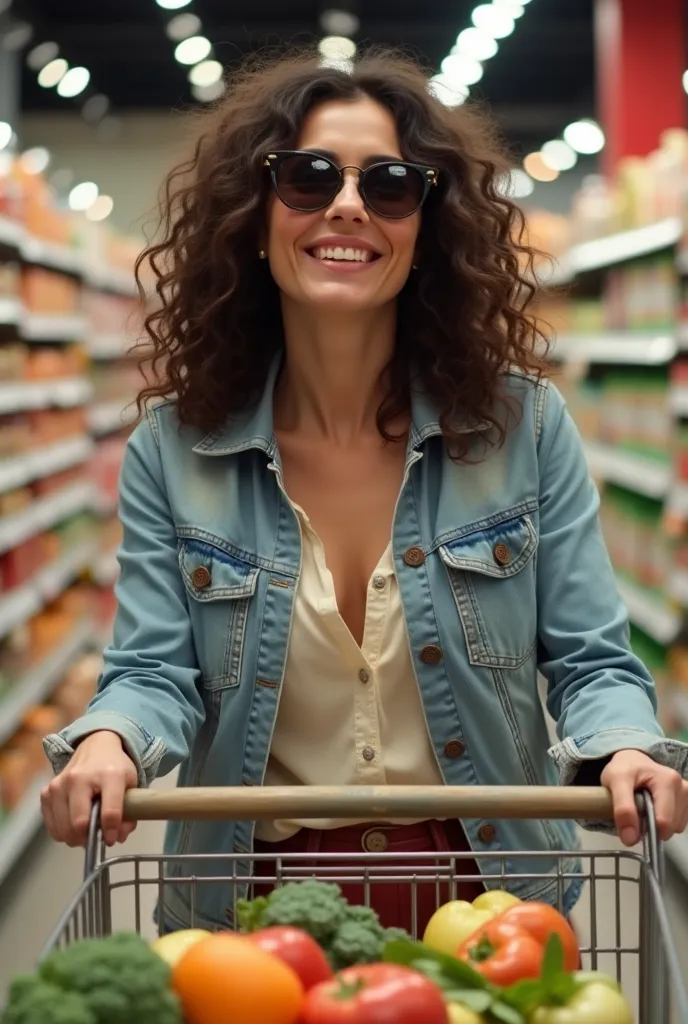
[275,154,340,210]
[363,164,426,217]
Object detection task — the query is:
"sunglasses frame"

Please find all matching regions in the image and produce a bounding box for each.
[263,150,438,220]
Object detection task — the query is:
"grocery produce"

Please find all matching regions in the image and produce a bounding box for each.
[237,880,410,970]
[300,963,449,1023]
[151,929,211,967]
[529,978,634,1024]
[458,904,579,984]
[446,1004,484,1024]
[2,932,182,1024]
[424,892,521,956]
[246,925,333,990]
[171,930,304,1024]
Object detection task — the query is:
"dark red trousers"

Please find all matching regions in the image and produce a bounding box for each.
[253,819,485,935]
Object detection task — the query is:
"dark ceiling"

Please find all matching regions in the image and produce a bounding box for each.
[11,0,596,155]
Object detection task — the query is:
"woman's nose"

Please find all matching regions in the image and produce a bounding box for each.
[326,169,368,222]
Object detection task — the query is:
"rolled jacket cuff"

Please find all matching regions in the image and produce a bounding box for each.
[549,729,688,832]
[43,710,166,788]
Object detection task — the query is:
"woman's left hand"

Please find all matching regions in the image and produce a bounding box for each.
[601,749,688,846]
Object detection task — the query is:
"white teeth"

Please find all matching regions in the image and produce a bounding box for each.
[312,246,373,263]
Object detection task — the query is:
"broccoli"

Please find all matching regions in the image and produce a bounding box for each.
[237,879,349,943]
[1,976,95,1024]
[38,932,182,1024]
[238,880,411,970]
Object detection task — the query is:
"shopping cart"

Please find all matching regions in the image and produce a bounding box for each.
[40,784,688,1024]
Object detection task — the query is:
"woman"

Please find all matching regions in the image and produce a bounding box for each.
[41,50,688,935]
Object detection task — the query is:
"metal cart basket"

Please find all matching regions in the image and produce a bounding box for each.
[40,784,688,1024]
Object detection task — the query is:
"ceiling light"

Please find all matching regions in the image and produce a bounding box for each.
[82,94,110,123]
[471,5,515,39]
[86,195,114,222]
[496,168,534,198]
[57,66,90,98]
[49,169,74,192]
[0,122,12,151]
[440,54,484,86]
[563,118,605,154]
[492,0,525,14]
[319,56,355,74]
[19,146,50,174]
[454,27,498,61]
[68,181,99,211]
[428,74,469,107]
[189,59,223,87]
[682,69,688,94]
[192,80,226,103]
[166,13,202,41]
[540,139,578,171]
[2,22,33,52]
[37,57,68,87]
[27,41,59,71]
[320,9,360,36]
[174,35,212,65]
[156,0,192,8]
[523,152,559,182]
[318,35,357,60]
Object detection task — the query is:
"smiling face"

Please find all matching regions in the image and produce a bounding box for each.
[265,96,421,315]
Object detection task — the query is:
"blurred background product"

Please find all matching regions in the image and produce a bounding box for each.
[0,0,687,1001]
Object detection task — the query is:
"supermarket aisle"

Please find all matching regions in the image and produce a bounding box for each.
[0,787,687,1016]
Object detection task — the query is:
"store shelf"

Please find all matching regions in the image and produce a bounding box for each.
[669,569,688,606]
[89,333,132,360]
[667,832,688,882]
[0,436,94,495]
[616,577,681,645]
[20,235,83,277]
[0,772,52,887]
[21,314,88,342]
[0,539,97,642]
[0,481,96,557]
[674,692,688,731]
[0,377,92,415]
[0,215,23,250]
[671,386,688,417]
[0,298,23,327]
[584,442,672,499]
[84,264,137,297]
[94,549,119,587]
[553,332,677,365]
[88,400,137,437]
[0,619,94,748]
[567,217,683,276]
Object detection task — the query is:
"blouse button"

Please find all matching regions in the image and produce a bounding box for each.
[362,746,376,762]
[372,574,386,590]
[358,668,370,684]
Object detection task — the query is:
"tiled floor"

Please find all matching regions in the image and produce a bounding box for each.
[0,776,686,1021]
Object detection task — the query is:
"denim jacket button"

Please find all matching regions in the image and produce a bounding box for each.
[420,644,443,665]
[403,546,426,567]
[444,739,465,759]
[478,823,497,844]
[192,566,212,589]
[493,542,510,566]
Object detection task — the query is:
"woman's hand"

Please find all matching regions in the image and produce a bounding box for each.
[41,730,138,848]
[601,749,688,846]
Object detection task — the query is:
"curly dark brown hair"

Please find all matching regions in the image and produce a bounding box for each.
[135,48,549,456]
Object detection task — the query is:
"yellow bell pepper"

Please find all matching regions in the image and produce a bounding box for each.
[423,891,521,956]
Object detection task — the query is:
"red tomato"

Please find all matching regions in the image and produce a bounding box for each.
[300,963,448,1023]
[246,926,333,991]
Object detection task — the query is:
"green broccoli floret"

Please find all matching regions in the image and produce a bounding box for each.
[38,932,182,1024]
[328,905,412,970]
[237,879,349,943]
[1,976,95,1024]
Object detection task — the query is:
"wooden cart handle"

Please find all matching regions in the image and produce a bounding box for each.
[122,784,614,822]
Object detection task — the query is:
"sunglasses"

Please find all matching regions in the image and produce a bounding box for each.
[264,150,438,220]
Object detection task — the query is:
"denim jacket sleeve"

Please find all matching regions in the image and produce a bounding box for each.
[42,411,206,786]
[538,383,688,805]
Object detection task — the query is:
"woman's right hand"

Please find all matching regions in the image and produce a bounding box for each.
[41,730,138,848]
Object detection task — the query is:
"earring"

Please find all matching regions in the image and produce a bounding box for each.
[258,249,267,260]
[412,263,419,270]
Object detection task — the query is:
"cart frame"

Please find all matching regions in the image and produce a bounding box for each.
[39,784,688,1024]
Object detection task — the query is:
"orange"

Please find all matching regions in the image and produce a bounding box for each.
[172,931,304,1024]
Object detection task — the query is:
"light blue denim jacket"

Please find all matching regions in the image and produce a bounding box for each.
[44,360,688,931]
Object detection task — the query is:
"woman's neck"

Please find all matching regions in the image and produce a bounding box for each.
[274,301,401,445]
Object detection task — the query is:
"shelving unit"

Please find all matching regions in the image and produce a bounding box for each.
[0,772,53,887]
[0,436,93,495]
[553,333,677,365]
[88,400,137,438]
[616,577,681,645]
[0,480,95,556]
[584,442,672,499]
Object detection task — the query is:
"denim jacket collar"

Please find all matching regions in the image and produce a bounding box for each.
[192,353,487,458]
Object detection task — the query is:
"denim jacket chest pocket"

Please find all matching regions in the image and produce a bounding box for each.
[438,513,538,669]
[178,537,259,690]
